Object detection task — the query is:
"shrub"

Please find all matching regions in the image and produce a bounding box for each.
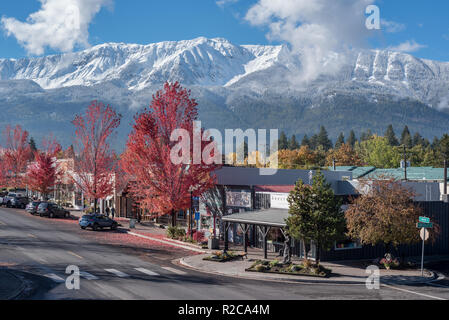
[269,260,281,268]
[290,264,302,272]
[167,226,186,240]
[255,264,268,272]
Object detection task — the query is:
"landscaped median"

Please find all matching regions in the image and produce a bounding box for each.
[178,253,440,285]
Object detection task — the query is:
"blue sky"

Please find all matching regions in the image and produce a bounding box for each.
[0,0,448,61]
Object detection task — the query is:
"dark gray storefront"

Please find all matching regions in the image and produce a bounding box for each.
[221,201,449,262]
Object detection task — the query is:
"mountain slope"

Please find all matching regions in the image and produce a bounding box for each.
[1,37,449,147]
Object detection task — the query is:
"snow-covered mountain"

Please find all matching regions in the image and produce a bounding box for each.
[1,37,449,147]
[1,37,449,107]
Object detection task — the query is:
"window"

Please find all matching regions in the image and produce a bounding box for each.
[335,239,362,250]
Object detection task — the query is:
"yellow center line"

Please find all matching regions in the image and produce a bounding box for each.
[67,251,84,260]
[0,221,5,225]
[28,233,37,238]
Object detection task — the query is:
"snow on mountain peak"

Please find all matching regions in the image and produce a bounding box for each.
[0,37,449,108]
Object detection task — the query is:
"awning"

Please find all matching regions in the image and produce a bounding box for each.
[221,208,288,227]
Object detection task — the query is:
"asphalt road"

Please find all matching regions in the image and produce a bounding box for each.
[1,207,448,300]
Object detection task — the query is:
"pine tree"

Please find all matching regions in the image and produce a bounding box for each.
[347,130,357,148]
[301,134,311,148]
[287,172,345,265]
[439,134,449,161]
[432,137,440,150]
[278,131,289,150]
[29,137,37,153]
[310,134,319,150]
[289,135,300,150]
[360,129,373,142]
[400,126,412,148]
[412,132,425,147]
[335,132,345,149]
[316,126,333,151]
[384,125,399,146]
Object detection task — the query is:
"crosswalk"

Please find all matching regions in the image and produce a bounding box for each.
[42,266,184,283]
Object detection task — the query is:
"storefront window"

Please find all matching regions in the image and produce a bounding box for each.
[335,239,362,250]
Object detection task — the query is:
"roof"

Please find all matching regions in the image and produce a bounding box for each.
[331,166,448,181]
[254,185,295,193]
[222,208,288,227]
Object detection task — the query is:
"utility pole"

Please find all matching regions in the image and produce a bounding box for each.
[190,190,193,238]
[444,159,447,195]
[403,145,407,181]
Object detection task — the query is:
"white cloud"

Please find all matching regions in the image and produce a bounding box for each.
[244,0,375,83]
[381,19,406,33]
[216,0,238,8]
[1,0,112,55]
[388,40,427,53]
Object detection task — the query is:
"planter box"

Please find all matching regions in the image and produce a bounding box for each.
[245,268,330,278]
[208,238,220,250]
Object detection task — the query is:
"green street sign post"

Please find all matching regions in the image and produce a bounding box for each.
[417,218,433,277]
[419,216,430,223]
[417,222,433,228]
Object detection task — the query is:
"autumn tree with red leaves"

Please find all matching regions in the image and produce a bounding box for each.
[72,101,121,213]
[2,125,31,189]
[26,136,62,199]
[121,82,221,226]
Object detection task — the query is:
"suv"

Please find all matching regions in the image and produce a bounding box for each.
[26,201,42,215]
[9,196,29,209]
[37,202,71,218]
[79,214,118,231]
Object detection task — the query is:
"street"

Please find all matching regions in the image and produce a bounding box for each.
[1,207,448,300]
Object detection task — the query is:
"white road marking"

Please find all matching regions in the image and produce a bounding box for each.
[45,273,65,283]
[105,269,130,278]
[382,284,447,300]
[80,271,99,280]
[161,266,187,275]
[67,251,83,260]
[135,268,160,276]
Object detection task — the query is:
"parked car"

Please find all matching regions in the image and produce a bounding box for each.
[26,201,42,215]
[79,214,118,231]
[37,202,71,218]
[9,196,29,209]
[2,192,27,207]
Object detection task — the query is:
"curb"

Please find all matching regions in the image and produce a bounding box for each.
[126,231,207,253]
[177,257,439,286]
[177,257,368,285]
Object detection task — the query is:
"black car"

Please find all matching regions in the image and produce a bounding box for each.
[8,196,29,209]
[26,201,42,214]
[37,202,71,218]
[79,214,118,231]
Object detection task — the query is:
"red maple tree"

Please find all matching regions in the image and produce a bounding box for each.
[121,82,220,226]
[26,136,62,198]
[72,101,121,213]
[2,125,31,189]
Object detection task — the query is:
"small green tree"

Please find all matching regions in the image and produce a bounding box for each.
[347,130,357,148]
[278,131,289,150]
[286,172,346,265]
[384,125,399,146]
[289,135,300,150]
[334,132,345,149]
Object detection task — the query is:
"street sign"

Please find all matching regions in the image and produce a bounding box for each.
[417,222,433,228]
[419,216,430,223]
[420,228,430,241]
[195,212,200,221]
[192,197,200,212]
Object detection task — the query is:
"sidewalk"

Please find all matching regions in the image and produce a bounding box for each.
[178,253,439,285]
[69,210,208,253]
[0,269,26,300]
